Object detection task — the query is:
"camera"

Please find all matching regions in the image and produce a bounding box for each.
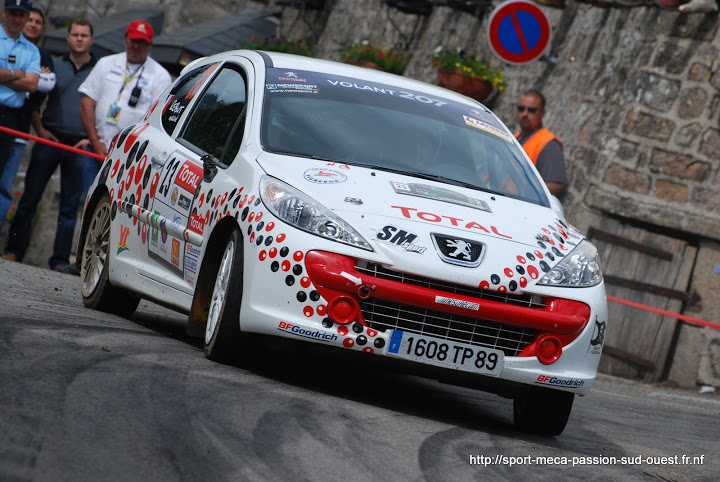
[128,86,142,108]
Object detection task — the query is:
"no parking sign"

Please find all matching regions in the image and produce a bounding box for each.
[487,0,552,65]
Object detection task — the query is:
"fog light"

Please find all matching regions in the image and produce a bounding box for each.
[328,295,359,325]
[536,335,562,364]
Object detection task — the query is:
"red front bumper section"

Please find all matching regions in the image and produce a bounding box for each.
[304,251,591,358]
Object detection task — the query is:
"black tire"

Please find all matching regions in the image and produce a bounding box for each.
[80,193,140,317]
[513,386,574,436]
[203,229,249,364]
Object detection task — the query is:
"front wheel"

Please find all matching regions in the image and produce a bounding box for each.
[513,386,574,436]
[80,194,139,316]
[204,229,249,364]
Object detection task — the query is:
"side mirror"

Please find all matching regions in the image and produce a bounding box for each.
[201,154,217,182]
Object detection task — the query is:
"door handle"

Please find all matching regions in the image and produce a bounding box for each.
[151,152,168,168]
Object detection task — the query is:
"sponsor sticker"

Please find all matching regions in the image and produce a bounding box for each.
[463,115,513,142]
[171,238,181,267]
[189,212,205,235]
[536,375,585,388]
[177,194,191,210]
[174,161,203,193]
[435,295,480,311]
[588,317,606,355]
[117,225,130,254]
[303,168,347,184]
[277,322,338,342]
[391,182,491,212]
[375,225,426,254]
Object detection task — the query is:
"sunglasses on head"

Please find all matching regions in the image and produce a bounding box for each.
[516,105,539,114]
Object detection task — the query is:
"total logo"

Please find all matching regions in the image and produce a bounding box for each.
[174,161,203,193]
[278,322,338,342]
[391,205,512,239]
[536,375,585,388]
[189,212,205,235]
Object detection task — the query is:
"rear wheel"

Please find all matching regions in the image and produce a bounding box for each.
[513,386,574,436]
[80,194,140,316]
[204,229,249,364]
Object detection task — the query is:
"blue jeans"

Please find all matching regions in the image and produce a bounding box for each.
[0,141,26,230]
[81,146,101,202]
[4,141,86,268]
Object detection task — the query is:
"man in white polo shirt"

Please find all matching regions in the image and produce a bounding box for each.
[78,19,171,162]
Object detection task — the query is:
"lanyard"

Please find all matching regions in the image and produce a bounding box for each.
[116,62,144,103]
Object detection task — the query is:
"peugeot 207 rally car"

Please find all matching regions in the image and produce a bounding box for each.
[77,50,607,436]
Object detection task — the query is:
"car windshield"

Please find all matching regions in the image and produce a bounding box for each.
[260,68,549,206]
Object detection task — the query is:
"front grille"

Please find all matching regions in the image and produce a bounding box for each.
[355,262,547,309]
[355,263,541,356]
[361,298,536,356]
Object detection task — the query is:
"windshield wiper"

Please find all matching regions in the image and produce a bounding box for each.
[351,163,507,197]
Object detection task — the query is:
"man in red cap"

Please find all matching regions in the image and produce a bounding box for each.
[78,19,171,162]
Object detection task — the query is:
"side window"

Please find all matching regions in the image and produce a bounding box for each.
[179,66,247,165]
[161,63,219,135]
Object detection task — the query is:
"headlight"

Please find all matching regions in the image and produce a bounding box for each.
[537,239,603,287]
[259,175,372,251]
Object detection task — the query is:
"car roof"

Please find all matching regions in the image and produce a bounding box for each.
[186,49,491,110]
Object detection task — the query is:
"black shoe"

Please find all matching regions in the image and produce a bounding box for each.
[53,264,80,276]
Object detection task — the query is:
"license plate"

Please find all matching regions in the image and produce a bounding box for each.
[387,330,504,376]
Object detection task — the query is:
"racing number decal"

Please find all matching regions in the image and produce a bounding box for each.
[159,158,180,197]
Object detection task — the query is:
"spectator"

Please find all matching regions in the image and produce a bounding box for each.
[2,20,96,274]
[0,5,55,231]
[514,89,568,199]
[0,0,40,176]
[78,19,171,173]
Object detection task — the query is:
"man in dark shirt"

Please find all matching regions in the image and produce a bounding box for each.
[2,19,96,274]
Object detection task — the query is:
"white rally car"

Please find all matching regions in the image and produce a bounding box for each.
[78,50,607,436]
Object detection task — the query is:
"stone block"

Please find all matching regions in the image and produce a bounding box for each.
[693,187,720,216]
[653,41,691,74]
[688,62,712,82]
[654,180,688,202]
[623,109,675,141]
[674,123,702,147]
[676,87,707,119]
[603,164,650,194]
[699,329,720,388]
[616,139,639,161]
[649,147,711,181]
[627,71,680,113]
[668,323,703,388]
[698,128,720,158]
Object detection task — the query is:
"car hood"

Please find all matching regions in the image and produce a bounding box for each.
[257,154,584,290]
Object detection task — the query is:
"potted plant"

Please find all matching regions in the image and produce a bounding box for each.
[431,46,507,102]
[339,41,410,75]
[240,34,313,57]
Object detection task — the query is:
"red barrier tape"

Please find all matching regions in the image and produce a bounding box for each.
[607,295,720,331]
[0,125,105,161]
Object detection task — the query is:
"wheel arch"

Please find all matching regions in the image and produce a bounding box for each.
[187,216,244,337]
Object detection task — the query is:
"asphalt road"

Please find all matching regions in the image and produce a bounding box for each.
[1,259,718,481]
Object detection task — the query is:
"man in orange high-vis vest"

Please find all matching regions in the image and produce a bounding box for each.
[514,89,567,199]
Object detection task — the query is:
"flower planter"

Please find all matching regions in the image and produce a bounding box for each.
[344,60,389,72]
[436,69,493,102]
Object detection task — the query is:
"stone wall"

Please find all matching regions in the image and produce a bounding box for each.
[5,0,720,387]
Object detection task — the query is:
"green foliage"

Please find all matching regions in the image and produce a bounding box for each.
[339,41,410,75]
[431,47,507,91]
[240,35,313,57]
